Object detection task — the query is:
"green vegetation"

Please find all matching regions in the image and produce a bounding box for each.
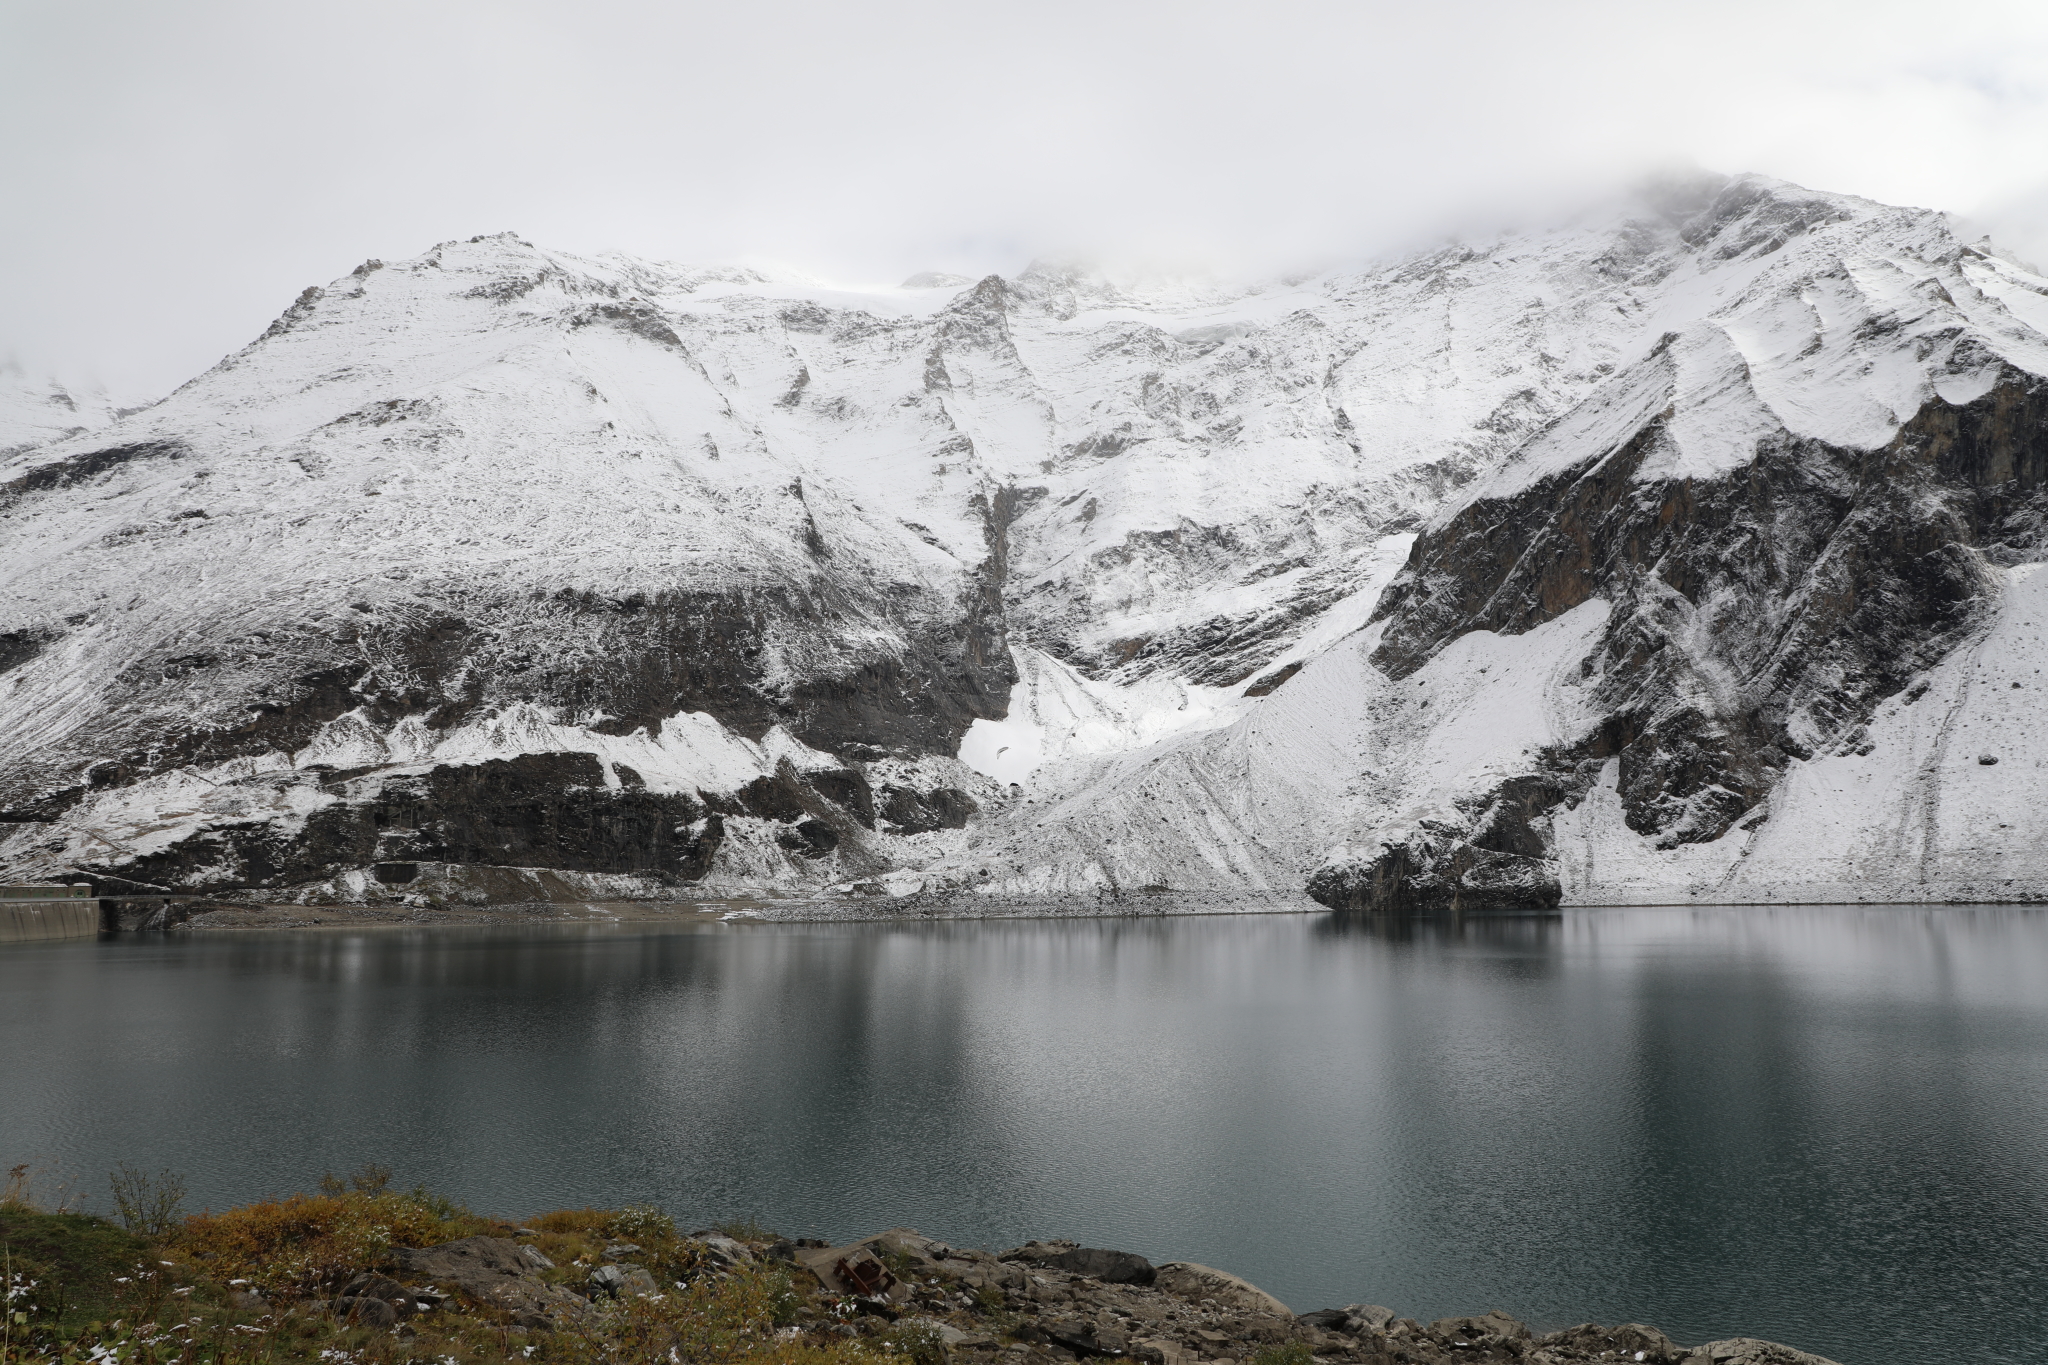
[708,1217,776,1244]
[0,1202,151,1330]
[1248,1343,1314,1365]
[107,1166,187,1241]
[0,1164,877,1365]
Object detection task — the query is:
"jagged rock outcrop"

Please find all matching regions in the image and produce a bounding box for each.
[1302,186,2048,911]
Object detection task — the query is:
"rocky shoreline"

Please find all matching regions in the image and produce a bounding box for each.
[97,889,1325,934]
[341,1225,1841,1365]
[0,1175,1849,1365]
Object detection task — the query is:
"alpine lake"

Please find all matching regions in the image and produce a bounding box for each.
[5,903,2046,1365]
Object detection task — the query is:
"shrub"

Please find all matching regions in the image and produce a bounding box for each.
[606,1204,677,1245]
[178,1187,501,1296]
[316,1163,391,1196]
[711,1214,778,1242]
[551,1266,870,1365]
[108,1164,187,1239]
[1250,1343,1315,1365]
[880,1317,949,1365]
[527,1206,615,1235]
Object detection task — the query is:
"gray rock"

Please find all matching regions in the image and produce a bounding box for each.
[902,1317,971,1346]
[1152,1262,1292,1317]
[389,1237,584,1319]
[517,1243,555,1270]
[1000,1239,1080,1264]
[699,1234,754,1267]
[334,1295,399,1328]
[1041,1247,1156,1285]
[392,1236,532,1283]
[1697,1339,1846,1365]
[1298,1304,1395,1335]
[1431,1311,1535,1349]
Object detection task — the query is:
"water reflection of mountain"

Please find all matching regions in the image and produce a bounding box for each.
[5,909,2048,1365]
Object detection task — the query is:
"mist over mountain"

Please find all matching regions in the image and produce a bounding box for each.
[7,172,2048,909]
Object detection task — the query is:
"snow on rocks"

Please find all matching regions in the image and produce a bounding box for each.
[9,177,2048,908]
[0,362,121,457]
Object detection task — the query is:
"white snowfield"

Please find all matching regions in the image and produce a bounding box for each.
[6,173,2048,905]
[0,363,120,458]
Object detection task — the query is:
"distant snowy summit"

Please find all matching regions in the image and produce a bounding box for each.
[0,364,123,458]
[7,173,2048,910]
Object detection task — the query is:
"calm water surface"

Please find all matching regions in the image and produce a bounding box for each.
[5,907,2047,1365]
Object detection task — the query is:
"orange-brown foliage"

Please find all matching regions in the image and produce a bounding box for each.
[178,1190,502,1295]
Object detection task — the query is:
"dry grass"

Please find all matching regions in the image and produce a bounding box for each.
[178,1190,507,1296]
[0,1166,877,1365]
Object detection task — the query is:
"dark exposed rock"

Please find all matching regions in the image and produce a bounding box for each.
[778,819,839,858]
[1316,371,2048,913]
[1298,1305,1395,1335]
[1241,661,1302,698]
[879,783,979,833]
[2,560,1018,885]
[333,1294,399,1328]
[0,439,189,511]
[808,769,876,828]
[83,753,732,894]
[1038,1248,1156,1285]
[0,629,49,677]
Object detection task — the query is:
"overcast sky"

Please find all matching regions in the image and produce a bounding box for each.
[7,0,2048,397]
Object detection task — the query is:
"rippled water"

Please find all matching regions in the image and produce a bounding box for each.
[5,907,2047,1365]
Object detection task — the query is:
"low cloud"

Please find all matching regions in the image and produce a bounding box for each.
[5,0,2048,395]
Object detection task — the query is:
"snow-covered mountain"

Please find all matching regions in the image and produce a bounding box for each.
[8,174,2048,908]
[0,364,121,458]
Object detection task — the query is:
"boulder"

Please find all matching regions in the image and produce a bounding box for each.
[901,1317,971,1346]
[1694,1339,1846,1365]
[388,1236,584,1321]
[698,1235,755,1268]
[391,1236,533,1283]
[333,1294,400,1328]
[1042,1318,1126,1357]
[1000,1239,1079,1263]
[1297,1305,1395,1335]
[588,1265,628,1298]
[864,1227,951,1269]
[1040,1248,1155,1285]
[1152,1262,1291,1317]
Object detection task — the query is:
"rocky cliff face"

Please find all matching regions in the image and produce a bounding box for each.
[8,176,2048,907]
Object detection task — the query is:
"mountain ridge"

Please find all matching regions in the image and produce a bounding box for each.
[6,173,2047,908]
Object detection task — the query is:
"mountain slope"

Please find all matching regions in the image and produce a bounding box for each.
[0,365,119,457]
[7,176,2048,907]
